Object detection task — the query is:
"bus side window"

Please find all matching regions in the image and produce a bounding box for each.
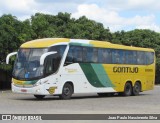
[83,47,87,62]
[112,50,120,64]
[119,50,125,64]
[137,51,145,65]
[73,47,82,62]
[150,52,154,64]
[87,48,93,62]
[102,49,107,63]
[44,54,60,75]
[65,46,83,64]
[106,49,112,64]
[125,50,133,64]
[82,47,94,63]
[98,48,103,63]
[132,51,137,64]
[92,48,98,63]
[98,48,112,64]
[146,52,154,65]
[65,46,74,64]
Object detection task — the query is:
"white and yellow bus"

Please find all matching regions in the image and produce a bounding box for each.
[6,38,155,99]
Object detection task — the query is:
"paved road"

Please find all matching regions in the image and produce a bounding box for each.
[0,86,160,123]
[0,86,160,114]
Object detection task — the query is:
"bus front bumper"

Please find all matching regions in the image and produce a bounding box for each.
[11,83,50,95]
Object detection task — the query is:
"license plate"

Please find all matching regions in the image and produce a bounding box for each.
[21,89,27,92]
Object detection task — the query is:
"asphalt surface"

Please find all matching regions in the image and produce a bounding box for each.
[0,86,160,122]
[0,86,160,114]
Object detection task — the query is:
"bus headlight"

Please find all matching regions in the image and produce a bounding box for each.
[36,89,40,93]
[34,80,42,86]
[34,80,48,86]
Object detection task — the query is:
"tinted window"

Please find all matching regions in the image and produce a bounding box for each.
[65,46,82,63]
[44,54,61,75]
[132,51,137,64]
[49,45,66,57]
[98,49,103,63]
[86,47,93,62]
[73,47,82,62]
[92,48,98,63]
[83,47,95,63]
[83,47,87,62]
[65,46,74,63]
[65,45,154,65]
[119,50,125,64]
[98,49,112,63]
[125,51,133,64]
[146,52,154,65]
[137,51,145,65]
[112,50,121,64]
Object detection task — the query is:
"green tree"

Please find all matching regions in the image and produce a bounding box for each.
[18,19,35,42]
[0,14,33,63]
[0,15,21,62]
[1,13,160,84]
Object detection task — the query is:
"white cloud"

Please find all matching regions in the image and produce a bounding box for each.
[72,4,159,32]
[102,0,160,12]
[127,0,160,10]
[0,0,36,14]
[72,4,123,25]
[124,15,155,26]
[136,24,160,32]
[0,0,159,32]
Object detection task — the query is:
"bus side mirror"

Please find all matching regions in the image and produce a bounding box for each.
[40,51,57,66]
[6,52,17,64]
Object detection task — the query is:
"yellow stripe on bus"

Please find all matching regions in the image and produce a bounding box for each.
[21,38,70,48]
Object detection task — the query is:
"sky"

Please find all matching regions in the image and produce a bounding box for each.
[0,0,160,32]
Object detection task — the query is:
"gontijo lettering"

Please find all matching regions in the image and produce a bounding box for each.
[113,67,138,73]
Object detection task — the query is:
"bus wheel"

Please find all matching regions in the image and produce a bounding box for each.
[34,95,45,99]
[123,82,132,96]
[59,83,73,100]
[132,82,141,96]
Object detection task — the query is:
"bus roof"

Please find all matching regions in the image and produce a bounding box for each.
[20,38,154,52]
[20,38,70,48]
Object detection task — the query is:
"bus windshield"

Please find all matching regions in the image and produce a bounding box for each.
[13,48,48,80]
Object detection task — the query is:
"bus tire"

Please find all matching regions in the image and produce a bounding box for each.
[132,82,141,96]
[34,95,45,99]
[123,82,132,96]
[59,83,73,100]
